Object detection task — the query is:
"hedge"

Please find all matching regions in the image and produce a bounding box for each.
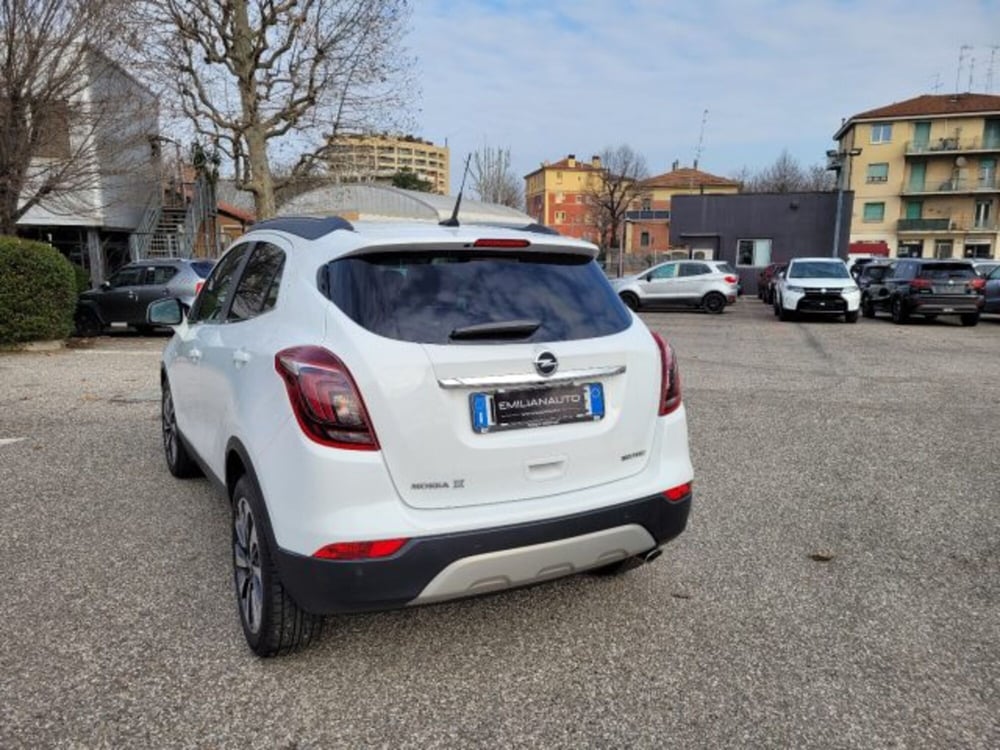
[0,235,77,345]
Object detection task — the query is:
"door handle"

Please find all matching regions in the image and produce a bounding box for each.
[189,347,202,364]
[233,349,251,367]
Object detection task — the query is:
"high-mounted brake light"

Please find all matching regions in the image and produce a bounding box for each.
[663,481,692,502]
[472,238,531,248]
[275,346,379,450]
[313,538,409,560]
[650,331,682,416]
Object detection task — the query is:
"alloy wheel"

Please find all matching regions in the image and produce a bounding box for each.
[162,388,178,467]
[233,497,263,635]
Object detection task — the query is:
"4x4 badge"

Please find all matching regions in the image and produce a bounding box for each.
[534,351,558,376]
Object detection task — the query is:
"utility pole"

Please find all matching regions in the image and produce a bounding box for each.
[828,147,862,258]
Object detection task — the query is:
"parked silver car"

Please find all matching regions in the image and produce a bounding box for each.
[610,259,740,313]
[75,258,215,336]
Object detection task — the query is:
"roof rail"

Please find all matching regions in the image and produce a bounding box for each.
[250,216,355,240]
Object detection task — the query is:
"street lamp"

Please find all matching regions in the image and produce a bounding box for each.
[827,147,862,258]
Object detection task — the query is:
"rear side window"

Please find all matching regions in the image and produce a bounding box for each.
[679,263,711,277]
[917,263,976,280]
[191,261,215,278]
[323,251,631,344]
[150,266,179,285]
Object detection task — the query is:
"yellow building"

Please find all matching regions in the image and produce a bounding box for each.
[328,133,450,195]
[626,164,741,255]
[834,93,1000,259]
[524,154,603,242]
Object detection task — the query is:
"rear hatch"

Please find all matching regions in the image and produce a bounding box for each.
[322,243,662,510]
[917,262,978,296]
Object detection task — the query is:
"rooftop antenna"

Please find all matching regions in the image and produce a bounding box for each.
[440,153,472,227]
[694,108,708,170]
[987,45,999,93]
[956,44,972,93]
[931,73,942,94]
[968,54,976,92]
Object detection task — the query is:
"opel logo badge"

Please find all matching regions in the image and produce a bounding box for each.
[534,351,558,377]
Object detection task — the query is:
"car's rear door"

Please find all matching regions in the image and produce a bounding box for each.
[986,267,1000,312]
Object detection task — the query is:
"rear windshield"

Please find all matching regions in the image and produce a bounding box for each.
[191,261,215,278]
[917,263,976,279]
[322,251,632,344]
[788,261,850,279]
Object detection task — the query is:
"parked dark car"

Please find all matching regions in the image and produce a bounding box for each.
[861,259,985,326]
[857,262,892,295]
[757,262,787,304]
[75,258,215,336]
[984,265,1000,314]
[973,260,1000,278]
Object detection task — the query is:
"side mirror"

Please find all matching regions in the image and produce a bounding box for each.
[147,297,184,326]
[100,280,111,290]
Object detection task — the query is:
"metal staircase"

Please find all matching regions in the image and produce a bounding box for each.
[129,174,217,261]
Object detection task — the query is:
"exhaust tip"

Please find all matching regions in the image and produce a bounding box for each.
[643,548,663,564]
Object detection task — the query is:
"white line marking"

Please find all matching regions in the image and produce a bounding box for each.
[75,350,162,356]
[0,438,25,446]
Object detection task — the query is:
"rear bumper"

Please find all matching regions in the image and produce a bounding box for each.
[274,490,691,615]
[906,295,983,313]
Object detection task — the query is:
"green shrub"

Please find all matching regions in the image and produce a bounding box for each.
[72,264,92,294]
[0,235,77,345]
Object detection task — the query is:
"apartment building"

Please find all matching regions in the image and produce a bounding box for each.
[327,133,450,195]
[626,164,740,255]
[523,154,602,242]
[834,93,1000,259]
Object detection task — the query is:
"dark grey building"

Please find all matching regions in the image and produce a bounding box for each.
[669,191,854,295]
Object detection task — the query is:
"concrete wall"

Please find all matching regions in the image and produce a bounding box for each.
[670,191,853,295]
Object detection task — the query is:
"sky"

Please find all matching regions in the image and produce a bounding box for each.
[407,0,1000,187]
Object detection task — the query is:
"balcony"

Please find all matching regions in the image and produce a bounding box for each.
[902,177,1000,196]
[624,209,671,220]
[905,136,1000,155]
[898,218,951,232]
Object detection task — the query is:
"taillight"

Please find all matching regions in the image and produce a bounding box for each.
[663,481,692,502]
[194,280,204,296]
[651,331,682,416]
[275,346,379,450]
[723,275,738,284]
[313,538,408,560]
[910,278,933,289]
[969,278,986,292]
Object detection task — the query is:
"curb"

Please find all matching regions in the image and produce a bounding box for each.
[0,339,67,353]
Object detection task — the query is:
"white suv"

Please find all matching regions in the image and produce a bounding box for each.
[773,257,861,323]
[148,216,694,656]
[610,259,740,313]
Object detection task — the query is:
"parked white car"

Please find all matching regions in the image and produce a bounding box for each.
[610,259,740,313]
[773,257,861,323]
[149,216,694,656]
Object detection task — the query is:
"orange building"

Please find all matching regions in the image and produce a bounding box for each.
[625,164,741,255]
[523,154,602,242]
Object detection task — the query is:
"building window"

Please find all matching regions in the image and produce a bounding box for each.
[575,194,584,203]
[866,163,889,183]
[934,240,953,259]
[641,198,651,211]
[640,231,650,247]
[555,192,565,203]
[32,100,71,160]
[871,123,893,144]
[736,239,771,266]
[862,202,885,222]
[554,211,566,224]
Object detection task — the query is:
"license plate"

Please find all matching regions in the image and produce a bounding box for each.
[942,307,954,313]
[470,383,604,434]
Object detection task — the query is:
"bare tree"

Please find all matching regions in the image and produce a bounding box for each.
[584,145,649,252]
[0,0,154,235]
[138,0,414,220]
[733,149,835,193]
[470,144,523,208]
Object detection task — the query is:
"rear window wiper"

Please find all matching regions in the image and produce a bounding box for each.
[449,319,541,340]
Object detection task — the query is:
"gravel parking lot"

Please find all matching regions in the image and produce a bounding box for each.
[1,303,998,748]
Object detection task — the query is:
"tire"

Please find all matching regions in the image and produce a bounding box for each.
[232,475,323,657]
[74,308,102,338]
[702,291,726,314]
[960,313,980,327]
[891,297,909,324]
[620,292,639,311]
[861,297,875,319]
[773,297,781,317]
[778,298,793,321]
[161,379,202,479]
[844,310,859,324]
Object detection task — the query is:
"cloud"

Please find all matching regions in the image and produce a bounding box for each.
[408,0,1000,185]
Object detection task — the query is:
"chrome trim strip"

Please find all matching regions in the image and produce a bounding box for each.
[438,365,626,390]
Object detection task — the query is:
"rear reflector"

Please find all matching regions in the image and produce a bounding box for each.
[313,538,409,560]
[663,482,692,502]
[472,238,530,248]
